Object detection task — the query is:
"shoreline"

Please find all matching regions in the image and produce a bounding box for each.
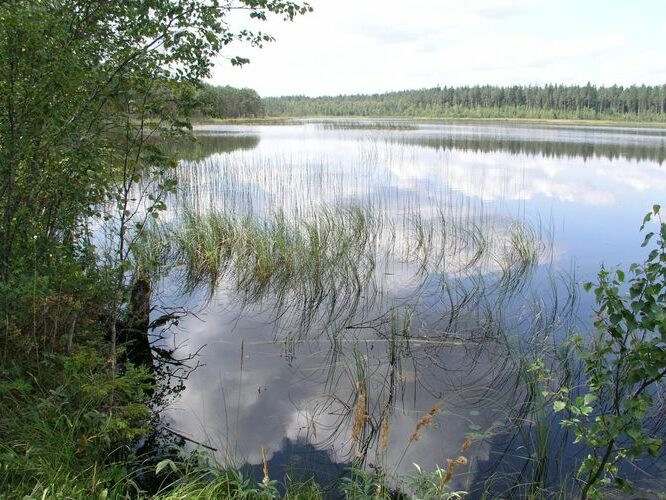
[192,115,666,129]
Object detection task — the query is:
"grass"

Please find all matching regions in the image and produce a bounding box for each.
[0,345,153,499]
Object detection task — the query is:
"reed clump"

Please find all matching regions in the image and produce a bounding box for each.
[163,205,546,326]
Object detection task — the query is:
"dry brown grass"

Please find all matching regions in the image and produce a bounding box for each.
[441,456,468,486]
[351,383,367,458]
[379,414,390,451]
[409,403,442,443]
[261,447,270,487]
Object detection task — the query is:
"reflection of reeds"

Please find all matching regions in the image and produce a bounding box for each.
[146,203,569,481]
[141,129,593,495]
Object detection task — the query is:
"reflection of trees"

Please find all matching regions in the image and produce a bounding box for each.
[386,135,666,164]
[165,133,261,161]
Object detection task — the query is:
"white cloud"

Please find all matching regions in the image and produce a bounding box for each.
[208,0,666,96]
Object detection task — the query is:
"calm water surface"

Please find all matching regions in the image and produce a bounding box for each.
[155,120,666,495]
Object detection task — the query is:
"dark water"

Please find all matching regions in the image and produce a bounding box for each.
[155,120,666,496]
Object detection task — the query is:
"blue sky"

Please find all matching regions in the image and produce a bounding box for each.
[209,0,666,97]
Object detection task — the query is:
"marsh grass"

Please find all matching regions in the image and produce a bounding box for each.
[131,154,583,498]
[319,120,420,131]
[474,292,581,498]
[172,207,378,303]
[157,204,546,335]
[138,202,573,490]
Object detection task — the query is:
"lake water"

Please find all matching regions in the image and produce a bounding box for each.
[155,120,666,496]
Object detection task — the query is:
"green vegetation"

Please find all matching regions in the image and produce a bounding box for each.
[1,0,665,498]
[0,346,153,498]
[264,84,666,122]
[553,205,666,499]
[0,0,311,498]
[157,206,544,336]
[196,85,265,119]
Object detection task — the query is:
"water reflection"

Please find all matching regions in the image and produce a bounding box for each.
[172,122,666,218]
[167,132,260,162]
[315,119,666,163]
[158,265,576,494]
[156,119,665,495]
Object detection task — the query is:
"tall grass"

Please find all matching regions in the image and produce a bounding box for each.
[137,203,569,490]
[156,204,546,332]
[130,143,581,496]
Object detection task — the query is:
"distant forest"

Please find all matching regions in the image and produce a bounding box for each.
[263,84,666,121]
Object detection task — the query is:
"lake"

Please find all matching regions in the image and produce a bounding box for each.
[154,119,666,496]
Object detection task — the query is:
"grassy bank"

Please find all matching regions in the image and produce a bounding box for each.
[0,355,468,499]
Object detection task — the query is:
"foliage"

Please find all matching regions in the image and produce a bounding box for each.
[0,0,311,498]
[283,476,325,499]
[553,205,666,498]
[197,84,265,119]
[339,466,389,499]
[0,345,153,498]
[156,463,281,499]
[0,0,313,347]
[403,463,468,500]
[264,84,666,121]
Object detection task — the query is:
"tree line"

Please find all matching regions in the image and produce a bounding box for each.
[196,84,265,118]
[264,84,666,121]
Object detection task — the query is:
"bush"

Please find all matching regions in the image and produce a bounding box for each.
[554,205,665,498]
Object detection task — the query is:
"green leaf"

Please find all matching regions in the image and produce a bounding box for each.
[648,439,662,457]
[553,401,567,412]
[156,459,177,475]
[614,477,633,493]
[641,232,655,247]
[626,426,642,442]
[583,393,598,405]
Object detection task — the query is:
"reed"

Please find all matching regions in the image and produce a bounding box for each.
[351,382,367,457]
[155,202,546,336]
[409,403,443,443]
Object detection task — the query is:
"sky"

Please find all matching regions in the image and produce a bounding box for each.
[208,0,666,97]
